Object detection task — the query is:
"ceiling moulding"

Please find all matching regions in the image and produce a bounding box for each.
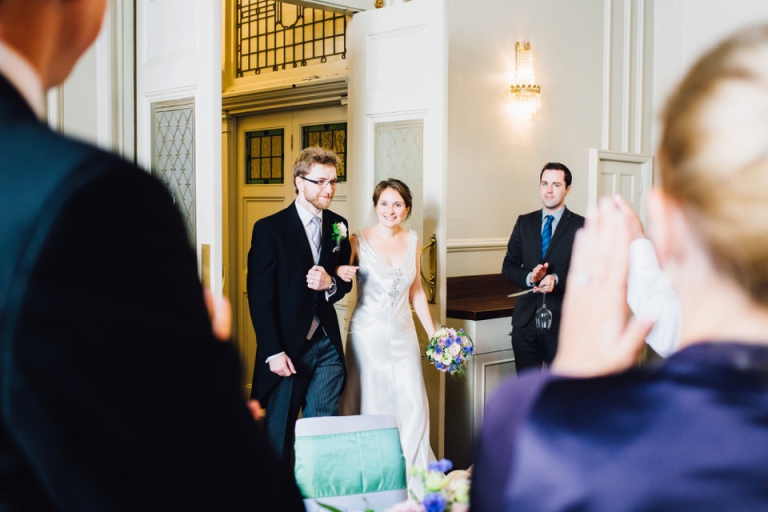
[222,76,348,115]
[278,0,373,15]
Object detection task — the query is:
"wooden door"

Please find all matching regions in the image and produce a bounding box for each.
[235,106,349,394]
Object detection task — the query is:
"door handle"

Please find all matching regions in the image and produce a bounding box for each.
[419,234,437,304]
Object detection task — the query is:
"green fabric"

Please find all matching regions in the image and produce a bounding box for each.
[294,427,406,499]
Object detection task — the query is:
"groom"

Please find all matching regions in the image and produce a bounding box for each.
[248,147,353,464]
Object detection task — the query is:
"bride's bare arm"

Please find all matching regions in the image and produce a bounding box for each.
[336,234,359,282]
[410,236,436,338]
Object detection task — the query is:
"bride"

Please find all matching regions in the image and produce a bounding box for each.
[337,178,436,475]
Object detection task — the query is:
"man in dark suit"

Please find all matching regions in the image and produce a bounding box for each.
[502,162,585,372]
[248,147,353,464]
[0,1,303,509]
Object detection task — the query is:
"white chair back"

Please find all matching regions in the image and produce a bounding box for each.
[295,415,407,511]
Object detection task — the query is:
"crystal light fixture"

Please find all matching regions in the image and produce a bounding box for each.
[510,42,542,119]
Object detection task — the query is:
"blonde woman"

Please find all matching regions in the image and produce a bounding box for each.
[473,24,768,510]
[337,179,435,478]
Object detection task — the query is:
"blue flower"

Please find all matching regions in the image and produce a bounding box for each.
[466,345,474,354]
[428,458,453,473]
[435,362,444,370]
[422,492,447,512]
[445,337,454,347]
[435,347,443,355]
[456,356,463,364]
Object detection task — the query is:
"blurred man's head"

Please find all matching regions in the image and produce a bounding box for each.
[0,0,107,88]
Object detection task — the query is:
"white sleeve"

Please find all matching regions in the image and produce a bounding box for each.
[627,238,681,357]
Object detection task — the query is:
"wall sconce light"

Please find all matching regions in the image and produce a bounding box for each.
[510,41,541,119]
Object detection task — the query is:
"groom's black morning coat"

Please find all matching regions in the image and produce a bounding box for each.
[247,203,352,401]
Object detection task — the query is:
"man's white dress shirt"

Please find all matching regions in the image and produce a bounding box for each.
[627,238,681,357]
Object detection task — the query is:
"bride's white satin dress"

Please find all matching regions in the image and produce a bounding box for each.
[340,230,434,473]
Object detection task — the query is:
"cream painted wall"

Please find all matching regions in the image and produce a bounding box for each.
[446,0,606,276]
[52,0,768,280]
[652,0,768,155]
[445,0,768,278]
[47,1,134,159]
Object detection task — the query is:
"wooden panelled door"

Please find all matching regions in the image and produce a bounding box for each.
[234,106,349,395]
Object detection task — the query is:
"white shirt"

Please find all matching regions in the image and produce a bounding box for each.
[627,238,681,357]
[525,207,566,287]
[541,206,565,237]
[295,200,323,264]
[0,40,44,118]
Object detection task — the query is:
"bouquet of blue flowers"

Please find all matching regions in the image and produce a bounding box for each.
[425,327,474,375]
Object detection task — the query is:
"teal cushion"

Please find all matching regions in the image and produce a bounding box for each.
[295,427,407,499]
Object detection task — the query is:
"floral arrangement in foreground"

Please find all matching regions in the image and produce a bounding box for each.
[388,459,470,512]
[425,328,474,375]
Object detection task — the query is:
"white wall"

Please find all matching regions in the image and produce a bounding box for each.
[446,0,608,276]
[47,1,134,160]
[445,0,768,278]
[53,0,768,280]
[652,0,768,155]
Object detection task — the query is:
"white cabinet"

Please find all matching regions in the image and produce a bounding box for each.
[443,316,516,469]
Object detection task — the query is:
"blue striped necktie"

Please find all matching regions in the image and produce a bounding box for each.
[541,215,554,257]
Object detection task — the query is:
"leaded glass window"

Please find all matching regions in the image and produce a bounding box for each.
[151,99,196,245]
[237,0,347,77]
[245,129,284,184]
[302,122,347,182]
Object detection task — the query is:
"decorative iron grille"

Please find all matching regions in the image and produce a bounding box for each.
[237,0,347,76]
[302,122,347,181]
[245,129,285,184]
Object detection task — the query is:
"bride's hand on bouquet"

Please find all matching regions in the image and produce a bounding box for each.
[551,198,654,378]
[336,265,359,283]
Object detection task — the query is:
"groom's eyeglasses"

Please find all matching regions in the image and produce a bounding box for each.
[301,176,340,188]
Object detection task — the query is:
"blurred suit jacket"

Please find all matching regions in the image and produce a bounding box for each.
[0,74,303,510]
[471,342,768,511]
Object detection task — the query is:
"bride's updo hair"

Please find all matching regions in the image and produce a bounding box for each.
[372,178,413,220]
[659,24,768,306]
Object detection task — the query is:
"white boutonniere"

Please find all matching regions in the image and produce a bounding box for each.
[331,222,347,252]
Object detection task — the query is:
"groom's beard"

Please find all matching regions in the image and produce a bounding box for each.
[306,191,334,210]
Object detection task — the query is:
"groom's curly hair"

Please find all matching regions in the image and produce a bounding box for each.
[293,146,341,194]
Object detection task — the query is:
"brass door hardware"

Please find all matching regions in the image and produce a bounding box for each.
[419,234,437,304]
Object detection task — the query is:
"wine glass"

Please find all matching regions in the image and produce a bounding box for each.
[535,292,552,330]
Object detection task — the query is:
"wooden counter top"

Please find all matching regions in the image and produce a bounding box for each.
[446,274,522,321]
